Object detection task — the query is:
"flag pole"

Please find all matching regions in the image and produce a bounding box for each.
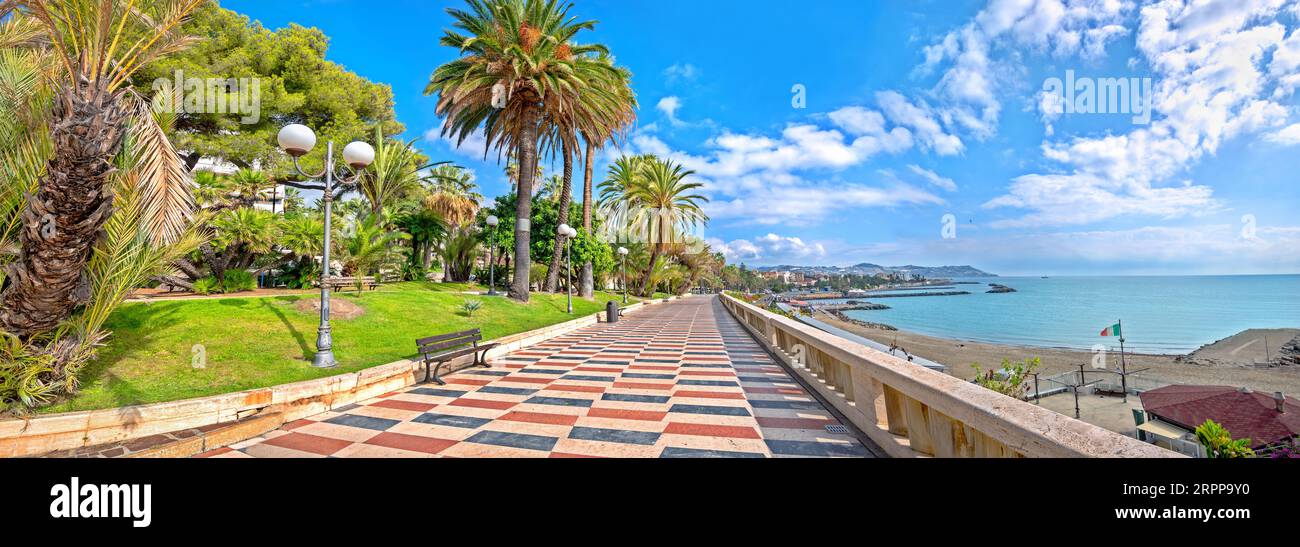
[1118,319,1128,403]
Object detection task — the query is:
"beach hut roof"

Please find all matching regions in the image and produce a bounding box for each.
[1140,385,1300,449]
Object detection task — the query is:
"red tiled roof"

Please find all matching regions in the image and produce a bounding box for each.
[1140,385,1300,448]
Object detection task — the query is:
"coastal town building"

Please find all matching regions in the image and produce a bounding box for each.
[192,155,286,214]
[1138,385,1300,451]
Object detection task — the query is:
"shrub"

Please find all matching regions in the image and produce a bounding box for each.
[473,266,509,289]
[193,277,219,295]
[0,331,58,412]
[400,262,429,282]
[529,263,547,289]
[276,258,320,289]
[971,357,1039,399]
[1195,420,1255,458]
[222,270,257,293]
[461,300,483,317]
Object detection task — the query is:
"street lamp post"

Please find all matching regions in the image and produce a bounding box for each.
[486,215,499,296]
[277,124,374,368]
[617,246,629,304]
[558,224,577,313]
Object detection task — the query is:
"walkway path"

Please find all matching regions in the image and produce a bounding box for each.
[199,296,871,458]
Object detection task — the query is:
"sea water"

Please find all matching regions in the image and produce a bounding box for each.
[838,275,1300,354]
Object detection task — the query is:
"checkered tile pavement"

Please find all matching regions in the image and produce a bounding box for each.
[198,296,871,458]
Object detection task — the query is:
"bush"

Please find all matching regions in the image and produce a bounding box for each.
[0,331,57,411]
[276,258,320,289]
[473,266,509,289]
[400,262,430,282]
[529,263,547,289]
[222,270,257,293]
[461,300,483,317]
[971,357,1039,399]
[193,277,219,295]
[1195,420,1255,458]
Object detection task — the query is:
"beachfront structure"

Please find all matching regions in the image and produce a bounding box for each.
[1138,385,1300,451]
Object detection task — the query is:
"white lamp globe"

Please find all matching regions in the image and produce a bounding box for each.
[569,227,579,237]
[278,124,316,157]
[486,215,499,227]
[557,223,571,236]
[342,141,375,169]
[618,246,628,255]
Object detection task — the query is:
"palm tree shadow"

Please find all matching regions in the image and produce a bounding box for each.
[70,304,184,395]
[261,300,311,359]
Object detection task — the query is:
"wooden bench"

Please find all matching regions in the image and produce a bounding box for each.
[416,329,499,385]
[321,276,383,292]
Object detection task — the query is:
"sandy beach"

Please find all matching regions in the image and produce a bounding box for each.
[815,312,1300,396]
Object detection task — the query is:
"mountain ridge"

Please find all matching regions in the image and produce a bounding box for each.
[754,263,997,278]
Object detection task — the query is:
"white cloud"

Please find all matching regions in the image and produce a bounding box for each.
[898,223,1300,274]
[663,63,698,83]
[618,123,936,227]
[877,92,964,155]
[708,233,828,263]
[1267,122,1300,144]
[986,0,1300,227]
[426,124,491,160]
[916,0,1135,140]
[906,164,958,191]
[983,173,1217,228]
[656,96,684,126]
[828,106,888,135]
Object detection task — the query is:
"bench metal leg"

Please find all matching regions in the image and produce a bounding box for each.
[426,361,448,386]
[475,349,491,368]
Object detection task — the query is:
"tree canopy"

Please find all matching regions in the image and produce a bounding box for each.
[133,1,404,171]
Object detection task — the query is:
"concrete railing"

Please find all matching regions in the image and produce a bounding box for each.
[720,294,1178,458]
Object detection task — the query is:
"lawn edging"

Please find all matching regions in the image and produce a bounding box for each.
[1,296,675,458]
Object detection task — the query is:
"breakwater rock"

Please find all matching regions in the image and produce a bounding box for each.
[986,283,1017,293]
[825,309,897,331]
[822,302,891,311]
[1283,334,1300,366]
[866,291,970,298]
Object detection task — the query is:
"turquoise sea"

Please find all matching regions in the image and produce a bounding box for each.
[838,275,1300,354]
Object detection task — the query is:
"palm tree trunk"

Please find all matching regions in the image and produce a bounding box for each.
[579,140,595,298]
[544,141,574,292]
[639,246,660,297]
[0,78,131,339]
[509,105,540,302]
[200,242,223,282]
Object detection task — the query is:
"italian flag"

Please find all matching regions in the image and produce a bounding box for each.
[1100,322,1122,337]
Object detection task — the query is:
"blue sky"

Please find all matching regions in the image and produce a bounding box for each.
[224,0,1300,276]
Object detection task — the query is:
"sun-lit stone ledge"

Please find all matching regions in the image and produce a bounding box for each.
[0,297,671,458]
[719,294,1179,458]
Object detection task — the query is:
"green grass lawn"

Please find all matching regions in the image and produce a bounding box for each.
[41,282,637,414]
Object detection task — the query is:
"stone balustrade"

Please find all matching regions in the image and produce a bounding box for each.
[720,294,1178,458]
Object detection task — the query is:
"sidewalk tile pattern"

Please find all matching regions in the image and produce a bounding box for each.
[200,296,870,459]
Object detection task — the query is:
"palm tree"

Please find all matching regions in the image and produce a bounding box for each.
[393,209,447,271]
[423,164,481,227]
[358,126,442,219]
[599,156,708,297]
[339,214,407,280]
[427,0,608,302]
[579,55,636,297]
[504,157,542,194]
[210,208,279,277]
[540,51,636,294]
[0,1,202,338]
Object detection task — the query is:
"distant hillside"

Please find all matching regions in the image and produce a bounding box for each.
[755,263,996,278]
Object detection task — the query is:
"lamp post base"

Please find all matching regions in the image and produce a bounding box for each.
[311,351,337,368]
[312,327,337,368]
